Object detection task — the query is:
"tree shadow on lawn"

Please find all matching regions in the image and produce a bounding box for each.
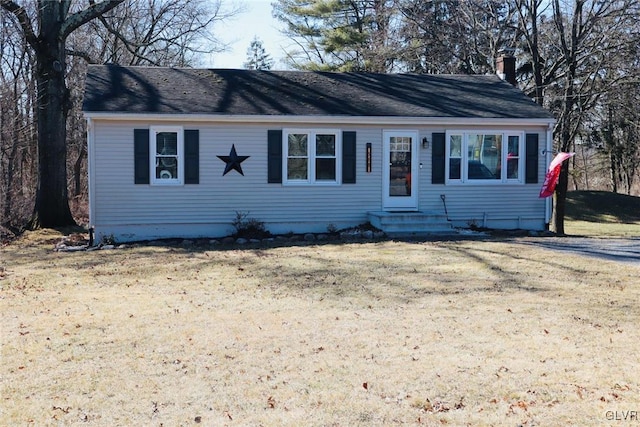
[174,238,556,302]
[518,237,640,264]
[7,231,625,303]
[444,239,596,275]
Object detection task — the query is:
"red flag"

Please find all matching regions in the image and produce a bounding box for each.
[539,152,575,198]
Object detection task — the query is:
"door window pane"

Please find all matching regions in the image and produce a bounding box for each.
[389,137,412,197]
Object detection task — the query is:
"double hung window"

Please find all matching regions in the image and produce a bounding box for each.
[284,129,341,184]
[446,131,524,183]
[150,126,184,185]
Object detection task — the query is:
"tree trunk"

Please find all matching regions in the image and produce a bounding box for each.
[549,0,582,237]
[580,143,589,190]
[552,96,575,235]
[552,161,570,235]
[528,1,544,107]
[74,143,87,197]
[571,146,578,191]
[610,150,618,193]
[2,122,20,225]
[30,8,75,228]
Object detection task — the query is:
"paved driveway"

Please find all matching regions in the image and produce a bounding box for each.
[524,237,640,264]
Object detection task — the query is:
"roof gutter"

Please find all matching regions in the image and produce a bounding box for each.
[83,112,556,127]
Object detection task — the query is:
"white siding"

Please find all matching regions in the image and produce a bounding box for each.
[90,120,549,242]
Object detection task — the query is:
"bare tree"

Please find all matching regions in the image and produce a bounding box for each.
[513,0,556,105]
[507,0,639,232]
[1,6,37,231]
[600,13,640,195]
[1,0,126,228]
[81,0,234,66]
[397,0,518,74]
[1,0,238,230]
[547,0,638,234]
[593,79,640,195]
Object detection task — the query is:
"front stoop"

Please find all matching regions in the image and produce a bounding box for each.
[368,211,456,237]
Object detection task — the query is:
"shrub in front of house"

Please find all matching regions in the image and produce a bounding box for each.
[231,212,271,240]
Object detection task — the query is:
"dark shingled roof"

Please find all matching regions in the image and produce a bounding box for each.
[83,65,554,120]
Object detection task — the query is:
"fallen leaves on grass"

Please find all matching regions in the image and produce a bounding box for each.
[412,398,451,413]
[267,396,276,409]
[508,400,533,413]
[3,230,639,426]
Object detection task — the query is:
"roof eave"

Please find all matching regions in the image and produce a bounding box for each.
[83,112,556,127]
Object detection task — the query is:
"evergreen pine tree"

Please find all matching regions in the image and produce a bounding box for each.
[244,36,274,70]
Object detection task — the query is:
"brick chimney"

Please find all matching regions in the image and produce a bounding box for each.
[496,48,516,86]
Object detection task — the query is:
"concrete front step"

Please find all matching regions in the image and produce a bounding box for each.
[368,211,457,236]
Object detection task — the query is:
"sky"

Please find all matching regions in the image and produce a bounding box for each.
[208,0,290,69]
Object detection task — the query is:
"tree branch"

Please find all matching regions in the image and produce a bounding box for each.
[88,1,155,65]
[65,49,97,64]
[60,0,125,39]
[1,0,38,48]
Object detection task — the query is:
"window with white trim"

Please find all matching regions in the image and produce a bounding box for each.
[150,126,184,185]
[283,129,341,184]
[446,131,524,183]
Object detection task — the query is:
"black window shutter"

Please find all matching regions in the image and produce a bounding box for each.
[431,132,446,184]
[525,133,539,184]
[134,128,150,184]
[342,131,357,184]
[267,130,283,183]
[184,129,199,184]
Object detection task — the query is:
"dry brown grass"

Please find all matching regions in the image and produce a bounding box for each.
[1,229,639,426]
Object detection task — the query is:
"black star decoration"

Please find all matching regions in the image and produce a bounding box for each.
[217,144,249,176]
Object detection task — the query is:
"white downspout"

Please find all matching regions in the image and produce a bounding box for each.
[544,123,553,227]
[86,117,95,232]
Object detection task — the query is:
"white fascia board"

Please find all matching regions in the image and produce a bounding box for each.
[83,112,555,127]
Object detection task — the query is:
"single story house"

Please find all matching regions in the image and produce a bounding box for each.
[82,61,555,243]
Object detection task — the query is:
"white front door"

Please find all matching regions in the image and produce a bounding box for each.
[383,130,419,210]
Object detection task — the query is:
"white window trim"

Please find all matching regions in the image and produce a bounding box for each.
[150,125,184,185]
[445,130,525,184]
[282,128,342,185]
